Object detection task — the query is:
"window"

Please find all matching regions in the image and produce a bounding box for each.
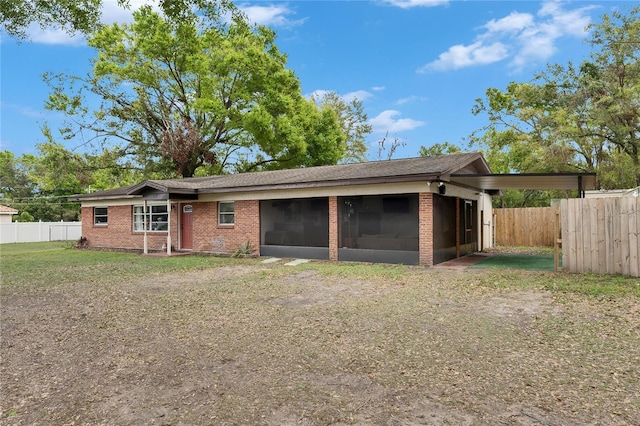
[133,204,168,231]
[94,207,108,225]
[218,201,235,225]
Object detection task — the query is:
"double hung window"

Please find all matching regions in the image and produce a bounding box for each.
[218,201,235,225]
[94,207,108,225]
[133,205,168,231]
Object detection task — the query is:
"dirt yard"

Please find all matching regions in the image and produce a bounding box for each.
[1,251,639,425]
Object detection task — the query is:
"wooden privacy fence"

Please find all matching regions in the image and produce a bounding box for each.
[560,197,640,277]
[494,207,558,247]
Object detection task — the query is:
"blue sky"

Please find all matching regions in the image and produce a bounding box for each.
[0,0,629,161]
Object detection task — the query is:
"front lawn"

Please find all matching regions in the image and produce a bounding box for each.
[1,243,638,424]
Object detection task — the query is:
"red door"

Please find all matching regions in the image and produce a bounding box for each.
[181,204,193,250]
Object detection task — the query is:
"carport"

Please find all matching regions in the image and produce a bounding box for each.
[444,172,598,271]
[449,172,597,195]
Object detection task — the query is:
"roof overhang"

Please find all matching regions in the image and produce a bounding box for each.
[450,173,597,192]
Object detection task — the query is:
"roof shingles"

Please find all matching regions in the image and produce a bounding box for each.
[72,153,489,200]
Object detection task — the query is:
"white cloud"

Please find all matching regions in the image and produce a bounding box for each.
[396,95,427,105]
[383,0,449,9]
[238,4,305,28]
[307,89,373,103]
[421,0,594,72]
[420,41,508,72]
[342,90,373,103]
[100,0,161,25]
[484,12,534,34]
[23,0,160,45]
[372,86,386,92]
[26,25,86,46]
[369,110,424,133]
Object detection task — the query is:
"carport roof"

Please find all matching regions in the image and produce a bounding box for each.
[451,173,597,192]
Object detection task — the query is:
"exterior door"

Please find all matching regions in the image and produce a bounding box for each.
[181,204,193,250]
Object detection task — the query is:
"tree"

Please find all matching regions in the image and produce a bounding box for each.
[311,92,371,163]
[45,6,347,178]
[579,6,640,186]
[418,142,462,157]
[470,6,640,190]
[0,0,220,40]
[1,0,105,39]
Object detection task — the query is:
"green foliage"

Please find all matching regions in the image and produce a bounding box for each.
[0,0,103,39]
[233,240,255,257]
[0,141,140,221]
[470,6,640,191]
[418,142,462,157]
[44,5,352,178]
[14,211,34,222]
[311,92,371,163]
[0,0,226,40]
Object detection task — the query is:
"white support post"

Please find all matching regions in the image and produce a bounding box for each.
[166,199,172,256]
[143,199,148,254]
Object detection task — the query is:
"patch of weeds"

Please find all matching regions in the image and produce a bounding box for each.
[4,408,18,417]
[232,240,255,258]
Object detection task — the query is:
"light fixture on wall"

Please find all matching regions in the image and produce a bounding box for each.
[438,181,446,195]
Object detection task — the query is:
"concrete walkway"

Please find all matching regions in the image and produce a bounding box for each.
[432,253,493,270]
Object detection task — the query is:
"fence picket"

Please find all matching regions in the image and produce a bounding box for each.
[560,197,639,277]
[0,222,82,244]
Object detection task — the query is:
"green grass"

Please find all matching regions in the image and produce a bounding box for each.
[2,242,639,425]
[542,273,640,298]
[0,242,253,288]
[2,242,638,299]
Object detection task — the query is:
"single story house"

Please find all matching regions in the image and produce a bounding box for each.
[70,153,596,266]
[0,205,18,224]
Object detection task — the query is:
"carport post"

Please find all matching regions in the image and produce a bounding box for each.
[578,176,584,198]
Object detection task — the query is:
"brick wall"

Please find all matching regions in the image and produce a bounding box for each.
[191,200,260,255]
[81,205,179,251]
[82,201,261,256]
[418,192,434,267]
[328,196,338,261]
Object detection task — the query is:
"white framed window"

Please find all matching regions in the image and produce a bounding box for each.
[94,207,108,225]
[133,204,168,231]
[218,201,235,225]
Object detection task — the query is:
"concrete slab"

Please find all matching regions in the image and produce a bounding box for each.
[261,257,282,264]
[284,259,310,266]
[432,253,492,270]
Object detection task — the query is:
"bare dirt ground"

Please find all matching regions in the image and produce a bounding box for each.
[2,259,639,425]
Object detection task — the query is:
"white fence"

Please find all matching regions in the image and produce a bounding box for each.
[0,221,82,244]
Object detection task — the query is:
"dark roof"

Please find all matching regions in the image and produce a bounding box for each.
[71,153,490,200]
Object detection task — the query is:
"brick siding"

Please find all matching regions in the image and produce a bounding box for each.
[81,205,179,251]
[191,200,260,255]
[418,192,434,267]
[82,194,434,265]
[328,196,338,261]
